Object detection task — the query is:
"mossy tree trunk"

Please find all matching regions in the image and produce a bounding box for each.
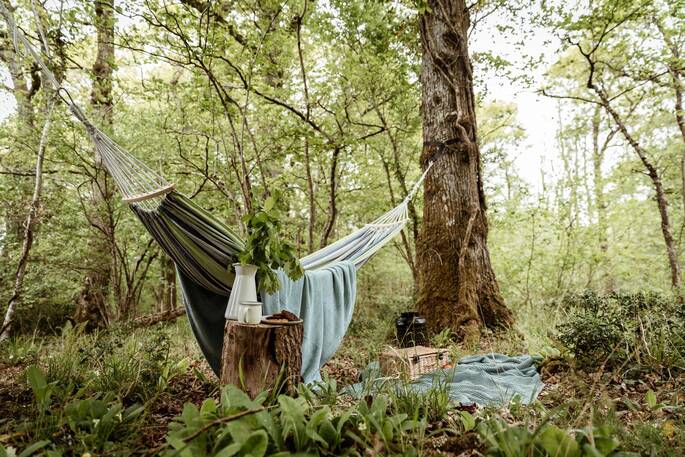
[415,0,513,339]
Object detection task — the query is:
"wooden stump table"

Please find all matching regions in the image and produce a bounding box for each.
[220,320,303,398]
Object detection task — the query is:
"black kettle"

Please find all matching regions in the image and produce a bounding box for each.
[395,311,428,348]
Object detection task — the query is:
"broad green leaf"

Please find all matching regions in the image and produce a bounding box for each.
[537,426,580,457]
[459,411,476,432]
[215,442,241,457]
[240,430,268,457]
[582,443,606,457]
[18,441,50,457]
[594,436,620,455]
[645,389,657,409]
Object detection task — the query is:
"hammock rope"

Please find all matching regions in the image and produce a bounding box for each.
[1,3,433,287]
[1,2,174,210]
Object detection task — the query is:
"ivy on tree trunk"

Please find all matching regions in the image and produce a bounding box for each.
[416,0,513,338]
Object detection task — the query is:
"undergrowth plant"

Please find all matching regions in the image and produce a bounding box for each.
[478,417,635,457]
[15,365,144,455]
[43,323,189,403]
[554,291,685,373]
[2,310,683,456]
[160,383,426,456]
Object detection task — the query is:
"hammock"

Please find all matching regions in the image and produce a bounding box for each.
[1,5,431,373]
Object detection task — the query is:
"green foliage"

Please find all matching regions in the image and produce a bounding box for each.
[0,335,41,366]
[2,0,685,455]
[26,365,54,415]
[390,383,451,423]
[555,291,685,371]
[239,192,304,294]
[160,382,427,456]
[430,328,455,348]
[478,418,634,457]
[38,324,191,404]
[3,319,685,456]
[17,365,144,454]
[61,395,144,452]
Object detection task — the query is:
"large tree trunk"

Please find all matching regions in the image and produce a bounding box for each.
[415,0,513,338]
[74,0,116,328]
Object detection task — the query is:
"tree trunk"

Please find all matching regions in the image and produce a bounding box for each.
[589,82,681,290]
[74,0,116,328]
[0,1,37,264]
[221,321,303,398]
[376,107,419,283]
[655,19,685,227]
[157,254,177,312]
[1,101,54,342]
[304,138,317,253]
[320,146,340,248]
[133,308,185,328]
[590,107,614,292]
[415,0,513,338]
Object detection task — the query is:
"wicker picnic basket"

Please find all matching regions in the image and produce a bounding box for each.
[379,345,451,380]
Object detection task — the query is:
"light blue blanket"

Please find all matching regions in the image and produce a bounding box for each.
[262,261,357,384]
[350,353,544,406]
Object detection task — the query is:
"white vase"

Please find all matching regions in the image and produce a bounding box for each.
[225,263,258,319]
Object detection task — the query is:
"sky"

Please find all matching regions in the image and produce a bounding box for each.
[470,6,564,193]
[0,3,563,193]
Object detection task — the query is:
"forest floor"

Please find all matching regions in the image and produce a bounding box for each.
[0,312,684,456]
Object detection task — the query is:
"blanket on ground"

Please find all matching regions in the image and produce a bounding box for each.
[262,261,357,384]
[349,353,544,406]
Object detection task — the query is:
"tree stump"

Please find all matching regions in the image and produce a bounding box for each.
[221,321,303,398]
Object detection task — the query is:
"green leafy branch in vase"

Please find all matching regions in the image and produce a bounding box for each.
[238,191,304,294]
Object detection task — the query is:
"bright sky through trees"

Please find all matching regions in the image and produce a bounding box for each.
[0,3,562,193]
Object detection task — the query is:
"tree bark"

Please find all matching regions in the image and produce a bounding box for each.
[221,321,303,398]
[415,0,513,338]
[304,138,317,253]
[0,0,37,263]
[132,308,185,328]
[320,146,340,248]
[74,0,116,328]
[157,254,177,312]
[655,19,685,226]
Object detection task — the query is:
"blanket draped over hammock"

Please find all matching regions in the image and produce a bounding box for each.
[350,354,544,406]
[177,260,357,380]
[262,262,357,384]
